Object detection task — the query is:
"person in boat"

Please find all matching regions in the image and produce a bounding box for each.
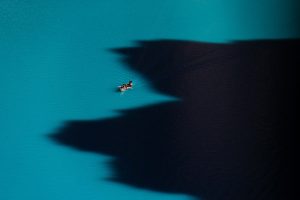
[119,81,133,91]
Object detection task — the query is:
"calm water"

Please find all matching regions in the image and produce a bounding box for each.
[0,1,298,200]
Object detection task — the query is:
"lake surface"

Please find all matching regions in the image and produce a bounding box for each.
[0,1,298,200]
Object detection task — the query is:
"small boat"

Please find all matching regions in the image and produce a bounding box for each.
[118,81,133,92]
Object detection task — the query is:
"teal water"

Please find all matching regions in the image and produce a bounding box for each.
[0,1,298,200]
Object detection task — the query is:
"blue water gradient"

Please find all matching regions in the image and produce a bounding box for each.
[0,0,298,199]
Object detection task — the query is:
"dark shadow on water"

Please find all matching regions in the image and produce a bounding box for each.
[49,39,297,200]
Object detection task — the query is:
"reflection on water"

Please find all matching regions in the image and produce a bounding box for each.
[52,39,297,200]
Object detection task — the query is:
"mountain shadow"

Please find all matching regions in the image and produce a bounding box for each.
[50,39,297,200]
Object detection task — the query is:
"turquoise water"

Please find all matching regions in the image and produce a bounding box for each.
[0,1,298,200]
